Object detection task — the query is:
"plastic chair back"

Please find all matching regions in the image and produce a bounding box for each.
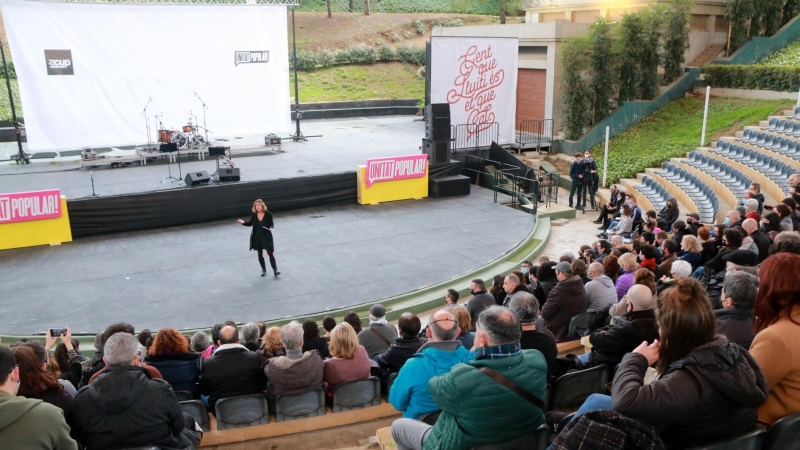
[331,376,381,413]
[686,426,766,449]
[275,389,326,422]
[764,412,800,450]
[469,424,550,450]
[215,393,269,430]
[179,400,210,432]
[174,390,194,402]
[548,365,610,412]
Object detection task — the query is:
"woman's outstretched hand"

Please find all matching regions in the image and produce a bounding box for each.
[236,219,244,224]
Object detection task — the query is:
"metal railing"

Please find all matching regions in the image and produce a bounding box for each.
[516,119,553,152]
[452,122,499,152]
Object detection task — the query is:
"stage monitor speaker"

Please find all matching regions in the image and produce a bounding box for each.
[426,103,450,119]
[185,171,211,187]
[159,143,178,153]
[208,146,228,157]
[218,168,241,182]
[429,175,470,199]
[426,117,451,141]
[422,139,450,164]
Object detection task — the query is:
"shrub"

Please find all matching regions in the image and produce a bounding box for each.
[378,44,396,61]
[703,64,800,92]
[415,20,426,35]
[560,36,592,141]
[396,45,426,66]
[662,0,692,85]
[0,61,15,79]
[434,19,463,27]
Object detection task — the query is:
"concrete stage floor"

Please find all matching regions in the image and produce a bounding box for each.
[0,116,425,199]
[0,186,532,335]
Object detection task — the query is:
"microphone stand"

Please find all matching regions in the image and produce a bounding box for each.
[141,97,153,152]
[195,92,209,145]
[157,115,179,184]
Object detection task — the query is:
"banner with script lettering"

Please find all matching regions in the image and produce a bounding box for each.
[430,37,518,146]
[0,189,62,224]
[365,155,428,189]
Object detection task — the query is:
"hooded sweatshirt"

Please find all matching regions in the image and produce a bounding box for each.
[613,337,768,449]
[388,341,472,419]
[584,275,618,312]
[0,391,77,450]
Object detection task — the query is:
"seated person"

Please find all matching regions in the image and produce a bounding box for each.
[199,325,266,412]
[656,260,692,294]
[389,309,471,420]
[357,304,398,358]
[391,306,547,450]
[144,328,201,398]
[83,322,162,385]
[584,262,618,312]
[301,319,330,359]
[264,322,323,399]
[715,272,757,349]
[508,292,557,380]
[537,262,588,339]
[256,326,286,367]
[446,304,475,350]
[577,285,658,369]
[74,333,201,450]
[323,323,371,389]
[374,312,425,374]
[466,279,496,331]
[572,278,767,449]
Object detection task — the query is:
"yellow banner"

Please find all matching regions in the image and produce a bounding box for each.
[0,196,73,250]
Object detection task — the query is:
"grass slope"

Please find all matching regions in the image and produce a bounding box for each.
[594,97,794,184]
[0,78,21,122]
[758,40,800,66]
[296,0,502,15]
[290,62,423,103]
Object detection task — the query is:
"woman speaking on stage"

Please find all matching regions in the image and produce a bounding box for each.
[237,199,280,277]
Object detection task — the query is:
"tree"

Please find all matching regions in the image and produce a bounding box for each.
[365,0,370,16]
[616,12,645,101]
[638,8,663,100]
[662,0,692,85]
[726,0,756,55]
[471,0,523,24]
[587,18,616,125]
[763,0,786,36]
[327,0,332,18]
[782,0,800,27]
[560,36,592,140]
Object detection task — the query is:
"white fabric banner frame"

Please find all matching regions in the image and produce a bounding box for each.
[430,36,518,146]
[1,0,291,151]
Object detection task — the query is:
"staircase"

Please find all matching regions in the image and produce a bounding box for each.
[687,44,724,67]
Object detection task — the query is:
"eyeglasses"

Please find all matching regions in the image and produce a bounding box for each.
[429,318,457,327]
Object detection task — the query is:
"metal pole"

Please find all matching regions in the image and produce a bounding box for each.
[700,86,710,147]
[1,41,25,164]
[602,126,609,188]
[796,86,800,107]
[290,6,304,142]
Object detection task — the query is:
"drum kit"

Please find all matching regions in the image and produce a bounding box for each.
[157,116,207,150]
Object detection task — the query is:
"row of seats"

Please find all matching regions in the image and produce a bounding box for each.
[736,130,800,162]
[783,105,800,119]
[634,175,671,211]
[684,151,754,199]
[175,377,382,431]
[655,163,720,224]
[712,141,798,193]
[757,118,800,137]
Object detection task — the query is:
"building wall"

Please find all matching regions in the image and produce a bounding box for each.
[516,69,547,124]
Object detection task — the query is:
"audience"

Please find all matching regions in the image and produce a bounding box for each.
[323,323,371,389]
[391,306,547,450]
[657,197,679,231]
[343,311,363,334]
[750,252,800,426]
[191,332,210,353]
[657,239,678,278]
[257,326,286,367]
[12,346,77,436]
[444,288,459,305]
[465,278,495,331]
[389,309,471,420]
[85,323,162,385]
[144,328,201,398]
[715,272,758,350]
[615,253,638,300]
[0,345,77,450]
[656,259,692,293]
[571,278,767,448]
[584,262,617,312]
[301,319,330,359]
[743,218,770,262]
[678,234,703,270]
[538,261,588,339]
[489,274,506,306]
[374,312,424,374]
[704,228,743,274]
[602,254,620,285]
[610,269,656,318]
[264,322,324,400]
[446,304,475,350]
[571,259,591,284]
[501,274,527,307]
[41,329,81,394]
[241,322,261,351]
[578,284,658,370]
[532,261,558,307]
[763,211,783,242]
[75,333,201,450]
[322,315,337,340]
[199,325,266,412]
[358,304,398,358]
[508,292,557,379]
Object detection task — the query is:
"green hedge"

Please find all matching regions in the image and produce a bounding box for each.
[291,44,425,70]
[703,64,800,92]
[295,0,499,15]
[0,61,15,79]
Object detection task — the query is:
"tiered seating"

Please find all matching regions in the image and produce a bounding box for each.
[684,151,754,198]
[735,128,800,162]
[711,141,798,194]
[634,176,670,210]
[654,162,720,224]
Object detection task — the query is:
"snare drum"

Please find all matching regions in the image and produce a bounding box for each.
[157,129,172,143]
[182,125,194,133]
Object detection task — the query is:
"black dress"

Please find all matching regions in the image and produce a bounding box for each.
[242,211,274,252]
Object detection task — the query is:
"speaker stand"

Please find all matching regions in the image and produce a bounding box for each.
[161,150,180,184]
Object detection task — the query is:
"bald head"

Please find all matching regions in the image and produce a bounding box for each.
[218,325,240,345]
[588,262,604,277]
[727,210,740,222]
[789,173,800,186]
[610,235,623,247]
[626,285,654,311]
[742,218,758,234]
[503,274,520,294]
[427,310,459,341]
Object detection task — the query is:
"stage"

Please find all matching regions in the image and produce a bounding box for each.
[0,186,533,335]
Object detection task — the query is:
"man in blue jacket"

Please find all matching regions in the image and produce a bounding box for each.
[389,309,472,420]
[568,153,585,209]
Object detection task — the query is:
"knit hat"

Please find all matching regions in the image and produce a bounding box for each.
[723,250,758,267]
[369,304,386,319]
[554,261,573,275]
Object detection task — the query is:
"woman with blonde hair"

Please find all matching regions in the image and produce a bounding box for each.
[614,252,639,300]
[257,326,286,366]
[445,304,474,349]
[237,198,280,277]
[679,234,703,270]
[323,322,371,389]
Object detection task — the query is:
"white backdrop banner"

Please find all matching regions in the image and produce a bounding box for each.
[430,37,518,146]
[1,0,291,151]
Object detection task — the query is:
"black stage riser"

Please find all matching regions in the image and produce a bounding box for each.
[68,172,357,238]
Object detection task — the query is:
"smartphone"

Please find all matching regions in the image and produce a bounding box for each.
[49,328,67,337]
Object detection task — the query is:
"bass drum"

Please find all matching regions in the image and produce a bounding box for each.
[171,132,188,149]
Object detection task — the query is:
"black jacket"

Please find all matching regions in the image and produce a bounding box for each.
[658,206,679,227]
[144,353,201,398]
[750,230,771,263]
[704,246,737,274]
[541,276,588,339]
[533,279,557,308]
[715,308,755,350]
[302,336,330,359]
[502,285,529,307]
[466,291,496,331]
[74,365,189,450]
[612,338,767,449]
[373,337,425,373]
[588,310,659,368]
[241,211,274,251]
[199,345,266,411]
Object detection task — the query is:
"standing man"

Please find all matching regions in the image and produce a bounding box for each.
[568,153,585,209]
[749,183,764,215]
[583,150,599,209]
